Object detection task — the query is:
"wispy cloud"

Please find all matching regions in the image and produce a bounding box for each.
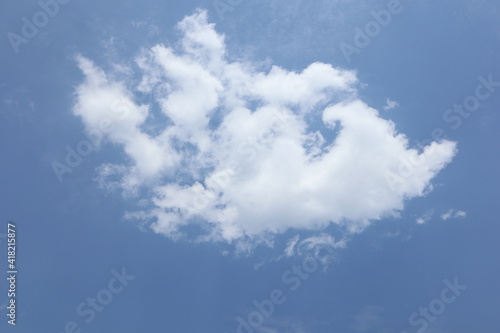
[415,208,466,224]
[284,235,300,257]
[383,98,399,111]
[441,209,467,220]
[416,209,434,224]
[351,305,385,332]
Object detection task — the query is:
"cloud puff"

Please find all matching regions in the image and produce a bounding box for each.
[383,98,399,111]
[441,209,467,220]
[416,210,434,224]
[71,9,457,245]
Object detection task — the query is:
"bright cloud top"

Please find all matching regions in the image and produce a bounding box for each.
[71,9,457,244]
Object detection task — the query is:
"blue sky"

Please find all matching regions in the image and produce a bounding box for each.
[1,0,499,332]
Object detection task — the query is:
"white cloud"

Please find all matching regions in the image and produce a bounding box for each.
[72,10,458,245]
[441,210,453,220]
[278,233,346,263]
[416,210,434,224]
[295,233,346,267]
[284,235,300,257]
[296,234,346,255]
[441,209,467,220]
[383,98,399,111]
[416,217,426,225]
[416,208,466,224]
[73,55,178,193]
